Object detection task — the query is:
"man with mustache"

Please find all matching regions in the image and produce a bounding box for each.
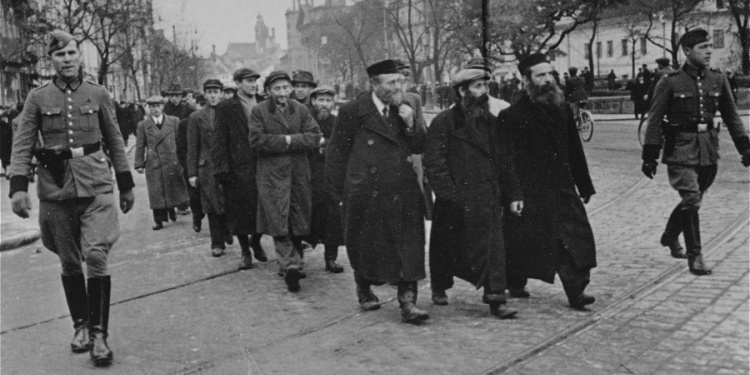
[326,59,429,324]
[249,71,321,292]
[425,68,522,319]
[498,54,597,310]
[642,29,750,275]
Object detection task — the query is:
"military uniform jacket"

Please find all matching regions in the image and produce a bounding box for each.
[187,105,224,214]
[134,115,189,209]
[8,76,132,200]
[644,64,748,166]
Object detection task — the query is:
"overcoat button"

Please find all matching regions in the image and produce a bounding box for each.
[370,166,377,173]
[372,191,378,197]
[367,139,374,145]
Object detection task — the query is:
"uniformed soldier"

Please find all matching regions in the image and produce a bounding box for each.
[8,30,135,366]
[642,28,750,275]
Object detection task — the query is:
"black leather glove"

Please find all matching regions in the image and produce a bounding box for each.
[742,150,750,167]
[641,161,658,179]
[214,172,232,186]
[580,194,591,204]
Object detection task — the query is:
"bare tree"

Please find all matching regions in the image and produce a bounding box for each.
[385,0,429,83]
[633,0,702,67]
[728,0,750,74]
[621,13,648,79]
[326,0,386,74]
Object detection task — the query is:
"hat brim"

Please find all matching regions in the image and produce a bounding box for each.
[292,80,317,87]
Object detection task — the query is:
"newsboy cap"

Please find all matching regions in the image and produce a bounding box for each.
[264,71,292,88]
[656,57,671,66]
[291,71,317,87]
[48,30,78,56]
[366,59,400,77]
[310,85,336,99]
[233,68,260,82]
[466,57,492,73]
[517,53,550,74]
[163,83,185,96]
[679,28,710,48]
[203,79,223,91]
[146,95,166,105]
[451,69,490,88]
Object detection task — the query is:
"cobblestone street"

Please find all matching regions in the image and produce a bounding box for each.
[1,115,748,374]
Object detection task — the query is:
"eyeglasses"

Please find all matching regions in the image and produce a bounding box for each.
[382,78,406,86]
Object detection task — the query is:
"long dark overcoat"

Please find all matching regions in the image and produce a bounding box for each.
[425,105,522,292]
[212,94,262,235]
[187,106,224,214]
[134,115,189,209]
[249,99,321,237]
[498,95,597,283]
[326,92,427,283]
[308,113,344,246]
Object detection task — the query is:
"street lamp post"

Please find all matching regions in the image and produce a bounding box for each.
[660,13,667,57]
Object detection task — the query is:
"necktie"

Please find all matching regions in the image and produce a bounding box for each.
[382,106,389,118]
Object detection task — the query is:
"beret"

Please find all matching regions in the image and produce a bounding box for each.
[264,71,292,88]
[291,71,316,87]
[48,30,77,55]
[203,79,223,91]
[656,57,671,66]
[518,53,550,74]
[366,59,400,77]
[233,68,260,82]
[467,57,492,73]
[310,85,336,98]
[451,69,489,88]
[679,28,710,48]
[163,83,185,95]
[146,95,166,105]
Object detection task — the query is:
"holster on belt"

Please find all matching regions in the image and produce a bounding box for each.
[661,120,676,157]
[34,149,66,188]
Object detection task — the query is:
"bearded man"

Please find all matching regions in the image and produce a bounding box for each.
[498,54,597,310]
[326,59,429,324]
[425,69,522,319]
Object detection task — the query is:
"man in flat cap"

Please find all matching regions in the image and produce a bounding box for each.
[188,79,246,258]
[291,70,317,109]
[249,71,321,292]
[8,29,135,366]
[212,68,267,269]
[498,53,597,310]
[326,59,430,323]
[222,83,237,100]
[642,28,750,275]
[425,68,522,319]
[305,85,344,273]
[134,95,189,230]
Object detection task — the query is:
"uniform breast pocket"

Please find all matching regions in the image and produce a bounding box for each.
[707,91,721,111]
[79,105,100,129]
[671,92,694,113]
[40,107,63,130]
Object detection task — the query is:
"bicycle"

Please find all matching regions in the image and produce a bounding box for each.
[573,101,594,142]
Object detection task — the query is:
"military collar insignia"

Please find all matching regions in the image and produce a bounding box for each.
[53,75,83,92]
[682,63,707,79]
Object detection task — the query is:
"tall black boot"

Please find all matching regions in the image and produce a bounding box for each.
[681,208,711,276]
[88,276,113,366]
[661,204,686,258]
[397,282,429,324]
[61,274,91,353]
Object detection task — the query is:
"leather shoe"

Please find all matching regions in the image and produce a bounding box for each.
[192,218,201,233]
[253,247,268,262]
[508,287,530,298]
[569,293,595,310]
[225,235,233,245]
[325,260,344,273]
[400,303,429,324]
[489,302,517,319]
[152,221,163,231]
[688,255,712,276]
[431,289,448,305]
[660,235,686,259]
[71,324,91,353]
[211,247,225,257]
[168,209,177,222]
[238,255,253,270]
[357,285,380,311]
[285,268,301,292]
[89,331,113,366]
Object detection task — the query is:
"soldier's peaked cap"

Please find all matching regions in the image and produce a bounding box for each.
[679,28,710,48]
[366,59,400,77]
[48,30,78,56]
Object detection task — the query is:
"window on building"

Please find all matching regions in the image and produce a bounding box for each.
[640,37,647,55]
[607,40,613,57]
[622,39,628,56]
[596,41,602,58]
[713,29,724,48]
[585,43,590,59]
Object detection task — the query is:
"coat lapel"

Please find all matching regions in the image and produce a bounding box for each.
[359,94,399,145]
[449,106,490,155]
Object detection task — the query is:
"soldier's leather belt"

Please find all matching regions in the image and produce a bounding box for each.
[36,142,101,160]
[672,123,714,133]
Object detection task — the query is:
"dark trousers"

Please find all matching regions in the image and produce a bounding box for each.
[187,185,204,218]
[207,214,228,250]
[508,243,590,304]
[153,208,175,223]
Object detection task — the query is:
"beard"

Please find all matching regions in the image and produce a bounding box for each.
[314,106,331,120]
[461,93,491,123]
[526,81,565,109]
[386,91,405,107]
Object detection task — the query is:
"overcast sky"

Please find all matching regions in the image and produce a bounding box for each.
[152,0,296,57]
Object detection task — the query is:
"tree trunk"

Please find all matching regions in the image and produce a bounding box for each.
[740,27,750,75]
[588,18,597,75]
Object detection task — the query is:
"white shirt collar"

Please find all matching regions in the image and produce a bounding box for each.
[371,91,387,115]
[151,114,164,124]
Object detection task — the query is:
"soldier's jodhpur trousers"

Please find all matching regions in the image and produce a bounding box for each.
[39,193,119,277]
[667,164,717,210]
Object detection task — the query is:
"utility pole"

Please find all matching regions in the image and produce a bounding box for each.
[481,0,489,67]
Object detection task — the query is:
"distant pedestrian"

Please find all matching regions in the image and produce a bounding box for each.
[0,106,12,176]
[8,30,135,366]
[607,70,616,90]
[134,95,189,230]
[500,54,597,310]
[630,76,649,119]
